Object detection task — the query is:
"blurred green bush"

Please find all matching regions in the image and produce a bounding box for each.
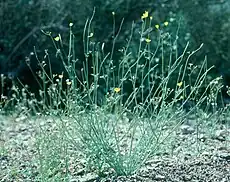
[0,0,229,105]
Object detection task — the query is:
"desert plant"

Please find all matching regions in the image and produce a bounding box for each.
[60,11,224,176]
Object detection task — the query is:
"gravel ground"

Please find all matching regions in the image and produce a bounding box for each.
[0,114,229,182]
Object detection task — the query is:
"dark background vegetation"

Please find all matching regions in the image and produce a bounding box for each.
[0,0,230,107]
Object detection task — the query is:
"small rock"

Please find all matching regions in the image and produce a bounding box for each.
[180,125,195,135]
[154,174,165,180]
[80,173,98,182]
[214,130,229,141]
[201,151,210,156]
[70,179,79,182]
[15,116,27,122]
[198,134,207,141]
[219,152,230,161]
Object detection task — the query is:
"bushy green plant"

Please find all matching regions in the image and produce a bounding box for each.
[1,2,229,180]
[38,11,224,177]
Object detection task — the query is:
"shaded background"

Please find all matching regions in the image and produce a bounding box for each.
[0,0,230,106]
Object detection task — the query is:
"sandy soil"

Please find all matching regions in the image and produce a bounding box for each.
[0,114,229,182]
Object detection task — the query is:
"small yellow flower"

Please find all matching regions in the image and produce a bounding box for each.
[114,87,121,93]
[145,38,151,43]
[227,90,230,96]
[67,82,72,86]
[69,22,73,27]
[88,32,94,38]
[177,82,183,87]
[164,21,169,26]
[112,11,115,16]
[54,36,60,41]
[141,11,149,19]
[150,16,153,20]
[155,24,160,29]
[58,74,63,79]
[66,79,72,85]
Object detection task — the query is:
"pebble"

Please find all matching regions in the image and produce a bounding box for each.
[219,152,230,161]
[198,134,207,141]
[154,174,165,180]
[180,125,195,135]
[79,173,98,182]
[214,129,229,141]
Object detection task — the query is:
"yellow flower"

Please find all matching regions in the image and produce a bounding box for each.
[54,36,60,41]
[150,16,153,20]
[164,21,169,26]
[114,87,121,93]
[155,24,160,29]
[66,79,72,85]
[145,38,151,43]
[141,11,149,19]
[66,81,72,86]
[69,22,73,27]
[177,82,183,87]
[58,74,63,79]
[227,90,230,96]
[112,11,115,16]
[88,32,94,38]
